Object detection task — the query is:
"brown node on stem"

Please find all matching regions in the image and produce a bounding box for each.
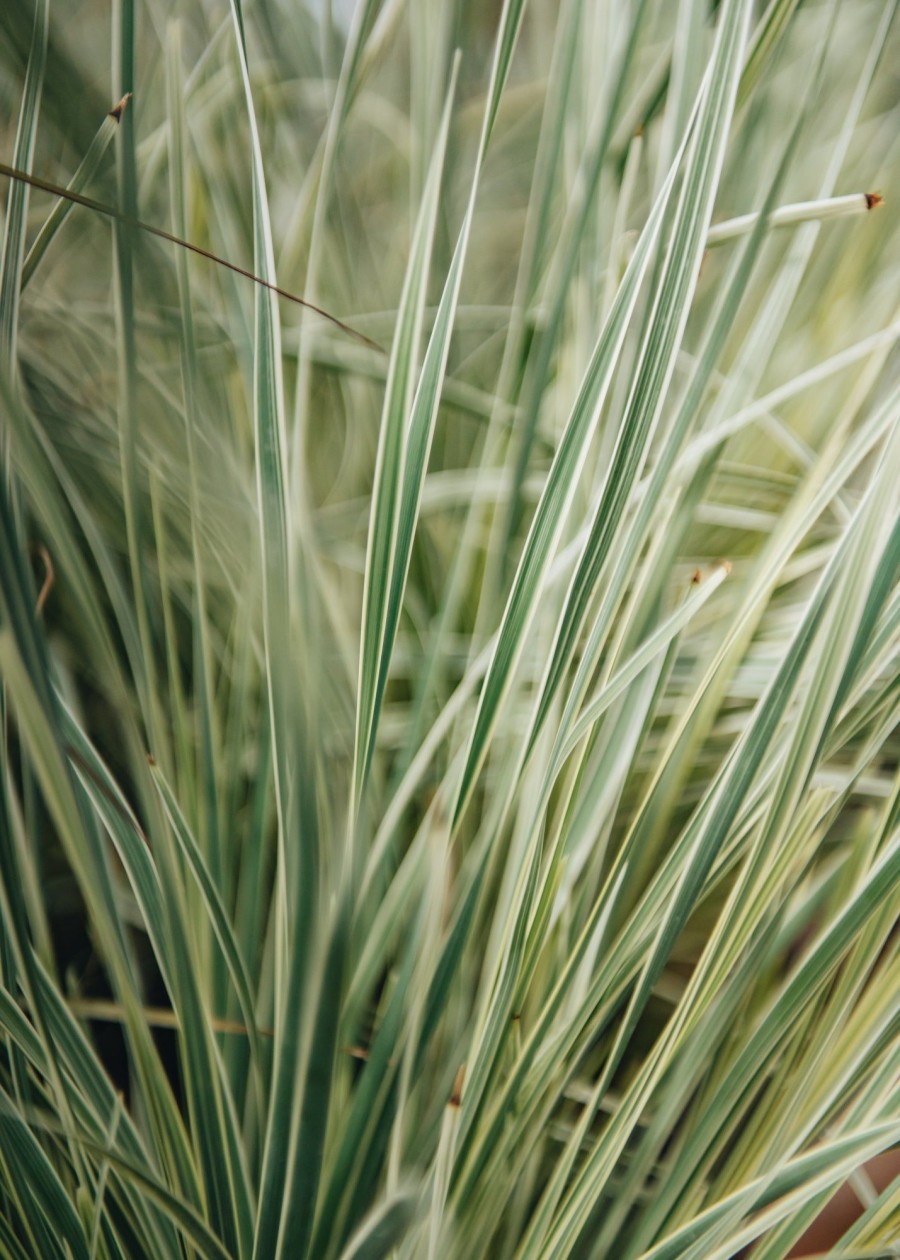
[109,93,133,123]
[449,1063,466,1109]
[691,568,702,585]
[865,192,884,211]
[147,753,156,766]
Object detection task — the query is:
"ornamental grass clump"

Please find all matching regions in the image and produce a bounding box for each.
[0,1,898,1257]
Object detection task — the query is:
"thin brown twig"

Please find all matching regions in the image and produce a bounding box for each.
[30,542,55,613]
[67,997,271,1038]
[0,160,384,354]
[65,997,382,1064]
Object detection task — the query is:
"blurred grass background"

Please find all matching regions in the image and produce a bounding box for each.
[1,1,898,1257]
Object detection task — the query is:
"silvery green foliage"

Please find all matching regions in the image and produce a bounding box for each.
[0,2,897,1258]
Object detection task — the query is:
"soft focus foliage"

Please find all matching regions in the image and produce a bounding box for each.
[0,1,898,1257]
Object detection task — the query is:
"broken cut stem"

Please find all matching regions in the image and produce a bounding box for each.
[707,191,882,246]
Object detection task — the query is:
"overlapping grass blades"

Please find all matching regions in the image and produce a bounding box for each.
[1,0,898,1257]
